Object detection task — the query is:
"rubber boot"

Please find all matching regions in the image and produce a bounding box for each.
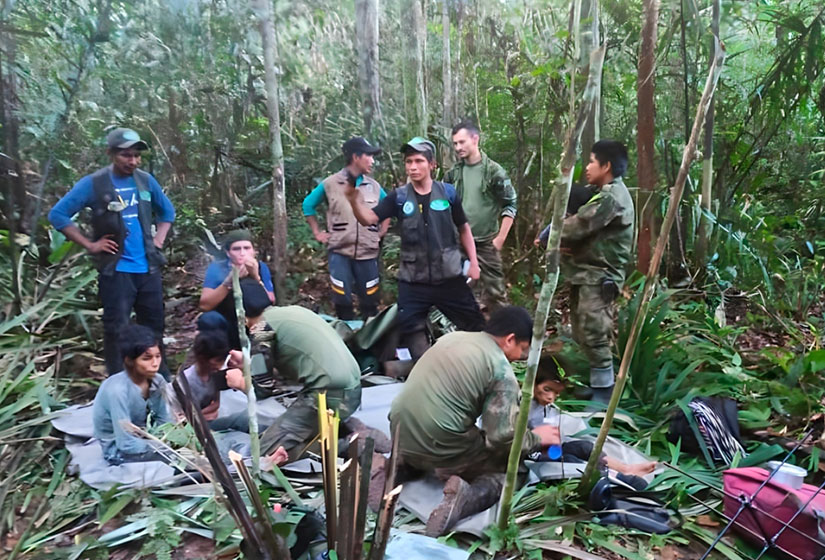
[335,304,356,321]
[591,385,614,405]
[425,474,503,537]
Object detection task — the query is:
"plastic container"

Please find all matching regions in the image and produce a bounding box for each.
[765,461,807,489]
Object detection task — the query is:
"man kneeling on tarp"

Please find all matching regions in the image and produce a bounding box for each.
[388,306,559,537]
[243,304,364,461]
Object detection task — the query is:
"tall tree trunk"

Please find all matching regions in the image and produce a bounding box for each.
[0,29,23,313]
[440,0,454,167]
[441,0,452,127]
[252,0,287,302]
[579,0,600,170]
[403,0,427,137]
[355,0,381,137]
[498,39,606,530]
[25,0,112,250]
[453,0,464,119]
[695,0,720,267]
[579,41,726,496]
[635,0,659,272]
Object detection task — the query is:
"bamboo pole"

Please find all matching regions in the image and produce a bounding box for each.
[367,485,403,560]
[232,266,260,477]
[578,40,726,495]
[497,42,606,530]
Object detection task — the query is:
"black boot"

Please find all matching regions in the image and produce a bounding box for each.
[335,304,355,321]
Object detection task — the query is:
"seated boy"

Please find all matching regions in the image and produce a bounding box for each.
[169,329,250,432]
[92,324,173,465]
[528,354,656,478]
[198,230,275,348]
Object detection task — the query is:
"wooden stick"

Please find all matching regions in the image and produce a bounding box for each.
[352,437,375,560]
[338,448,359,560]
[368,485,403,560]
[229,451,291,558]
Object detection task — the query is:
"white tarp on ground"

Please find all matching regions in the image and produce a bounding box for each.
[52,381,659,537]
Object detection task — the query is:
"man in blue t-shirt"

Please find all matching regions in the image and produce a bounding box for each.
[49,128,176,376]
[198,230,275,348]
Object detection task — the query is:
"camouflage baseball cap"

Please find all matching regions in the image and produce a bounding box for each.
[106,128,149,151]
[400,137,436,157]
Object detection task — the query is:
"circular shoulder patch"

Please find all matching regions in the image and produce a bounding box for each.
[402,200,415,216]
[430,198,450,211]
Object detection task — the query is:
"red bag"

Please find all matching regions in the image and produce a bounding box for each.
[723,467,825,559]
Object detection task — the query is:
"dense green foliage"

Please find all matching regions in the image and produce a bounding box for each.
[1,0,824,558]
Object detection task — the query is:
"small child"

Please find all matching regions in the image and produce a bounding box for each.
[528,354,657,478]
[92,324,173,465]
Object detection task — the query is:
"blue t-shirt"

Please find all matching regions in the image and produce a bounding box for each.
[203,259,275,293]
[48,168,176,273]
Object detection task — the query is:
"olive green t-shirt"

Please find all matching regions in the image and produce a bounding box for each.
[255,306,360,391]
[461,161,501,241]
[389,331,540,462]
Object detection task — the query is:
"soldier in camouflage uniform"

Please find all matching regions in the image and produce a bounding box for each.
[538,140,634,403]
[388,306,559,536]
[444,121,517,312]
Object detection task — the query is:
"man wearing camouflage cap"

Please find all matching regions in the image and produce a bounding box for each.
[49,127,175,377]
[345,137,485,358]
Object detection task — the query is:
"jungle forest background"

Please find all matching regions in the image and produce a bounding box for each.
[1,0,825,558]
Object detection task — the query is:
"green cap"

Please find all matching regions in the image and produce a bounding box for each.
[400,137,436,157]
[223,229,253,251]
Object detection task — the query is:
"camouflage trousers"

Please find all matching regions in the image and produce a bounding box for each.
[259,385,361,458]
[569,283,615,388]
[473,239,507,312]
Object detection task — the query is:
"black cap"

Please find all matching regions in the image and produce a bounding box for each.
[106,128,149,151]
[342,137,381,158]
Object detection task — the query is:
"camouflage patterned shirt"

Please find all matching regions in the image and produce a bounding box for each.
[560,176,635,286]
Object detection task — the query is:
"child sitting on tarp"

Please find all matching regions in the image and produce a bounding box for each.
[527,354,657,478]
[168,329,250,432]
[92,324,174,465]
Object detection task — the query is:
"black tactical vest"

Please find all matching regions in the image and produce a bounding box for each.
[396,181,462,284]
[90,165,166,275]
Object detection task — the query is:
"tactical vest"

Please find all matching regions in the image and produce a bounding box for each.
[396,181,462,284]
[322,170,382,260]
[90,165,166,275]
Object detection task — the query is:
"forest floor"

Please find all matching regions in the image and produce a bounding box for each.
[6,233,823,560]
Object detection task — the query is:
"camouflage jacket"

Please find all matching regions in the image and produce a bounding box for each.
[560,176,635,286]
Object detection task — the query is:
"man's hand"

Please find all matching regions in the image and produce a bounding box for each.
[227,350,243,368]
[314,230,331,244]
[244,258,261,281]
[533,237,541,247]
[531,424,561,447]
[492,235,505,252]
[467,261,481,281]
[225,368,246,391]
[87,235,118,255]
[342,169,359,200]
[202,399,220,421]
